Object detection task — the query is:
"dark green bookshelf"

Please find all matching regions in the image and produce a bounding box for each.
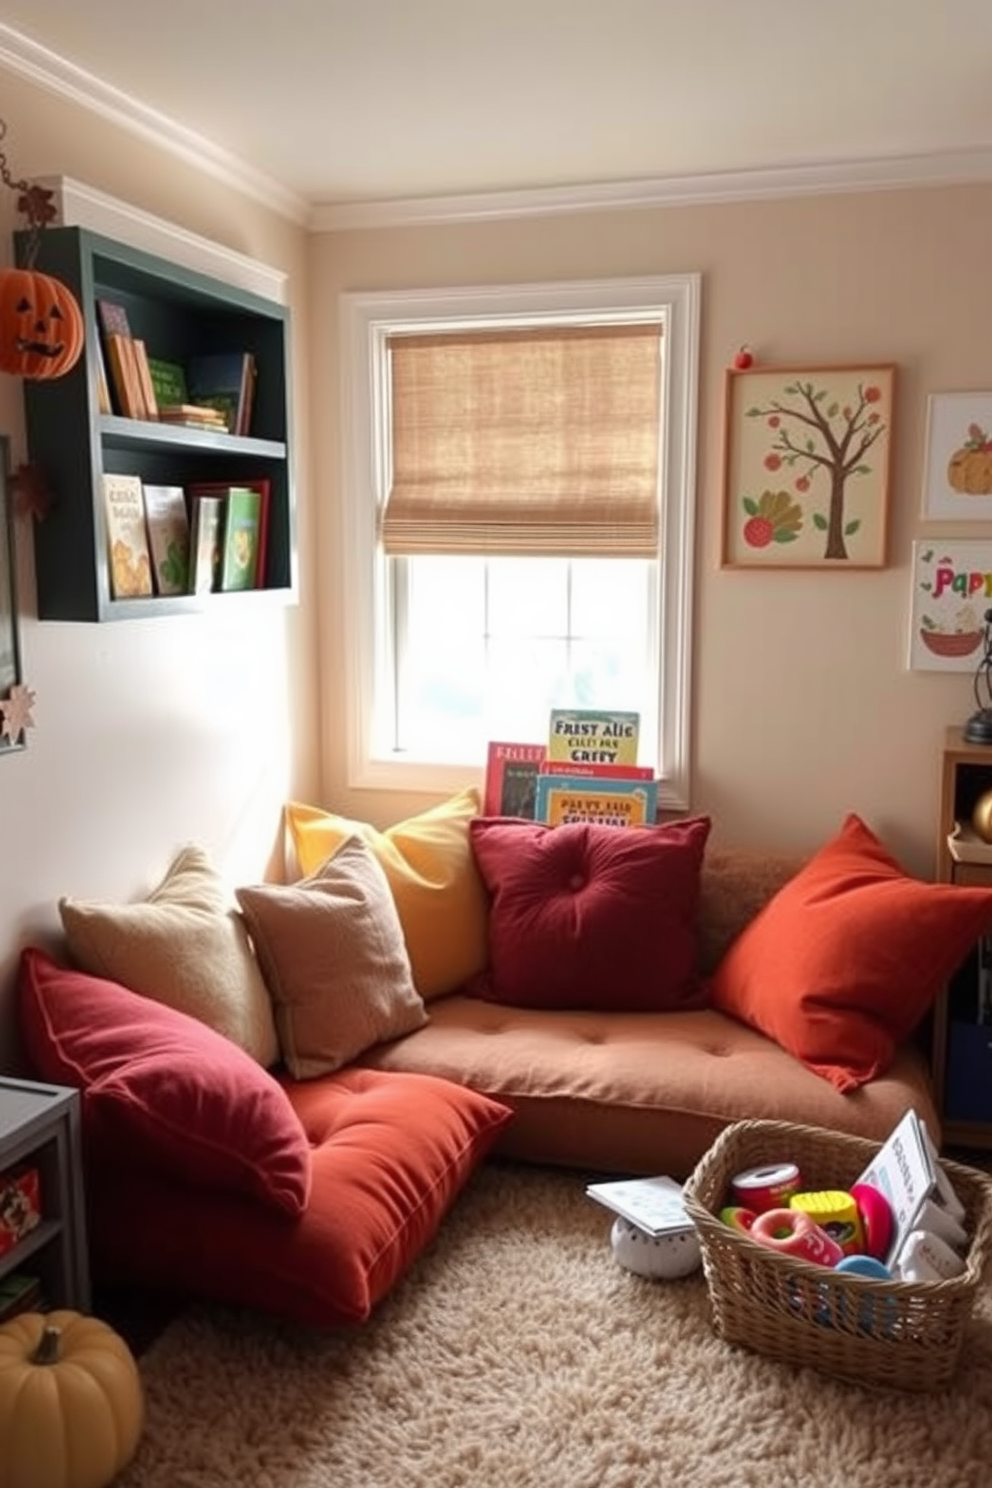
[16,226,297,622]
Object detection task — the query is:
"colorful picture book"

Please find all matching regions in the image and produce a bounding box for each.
[187,351,256,435]
[146,357,189,408]
[547,709,641,767]
[219,487,262,591]
[188,495,225,594]
[141,484,190,596]
[102,474,153,598]
[534,773,658,828]
[186,478,270,589]
[483,741,546,818]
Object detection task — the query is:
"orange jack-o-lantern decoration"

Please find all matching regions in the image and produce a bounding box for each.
[0,266,84,380]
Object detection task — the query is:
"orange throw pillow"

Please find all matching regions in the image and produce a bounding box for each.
[708,813,992,1091]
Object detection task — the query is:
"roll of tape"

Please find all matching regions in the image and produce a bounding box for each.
[731,1162,802,1214]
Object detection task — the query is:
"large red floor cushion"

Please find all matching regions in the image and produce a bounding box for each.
[85,1066,512,1327]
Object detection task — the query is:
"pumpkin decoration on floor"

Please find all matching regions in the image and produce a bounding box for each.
[0,1309,144,1488]
[947,422,992,495]
[0,122,85,381]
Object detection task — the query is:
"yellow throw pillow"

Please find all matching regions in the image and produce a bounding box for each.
[236,837,428,1079]
[284,787,489,1001]
[58,844,280,1068]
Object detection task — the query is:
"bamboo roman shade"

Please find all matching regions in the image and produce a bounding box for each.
[382,322,663,557]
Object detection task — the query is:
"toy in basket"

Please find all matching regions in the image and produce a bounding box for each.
[682,1114,992,1393]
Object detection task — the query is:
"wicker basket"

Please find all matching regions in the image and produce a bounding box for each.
[682,1118,992,1393]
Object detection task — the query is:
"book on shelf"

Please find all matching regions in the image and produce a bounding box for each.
[483,741,546,818]
[157,404,228,429]
[547,709,640,768]
[104,332,145,419]
[534,773,658,828]
[585,1175,693,1236]
[131,339,159,419]
[141,484,190,596]
[187,351,256,435]
[95,298,132,340]
[102,474,153,598]
[0,1272,43,1324]
[219,486,262,591]
[146,357,189,408]
[93,337,112,416]
[187,478,270,589]
[188,494,225,594]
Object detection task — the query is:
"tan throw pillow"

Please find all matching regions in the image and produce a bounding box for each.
[236,836,428,1079]
[58,844,280,1068]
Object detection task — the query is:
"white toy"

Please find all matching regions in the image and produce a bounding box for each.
[610,1217,701,1279]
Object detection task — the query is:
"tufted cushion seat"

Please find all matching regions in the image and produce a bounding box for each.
[356,994,940,1177]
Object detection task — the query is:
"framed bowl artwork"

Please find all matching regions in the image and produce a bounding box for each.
[721,364,894,569]
[908,539,992,671]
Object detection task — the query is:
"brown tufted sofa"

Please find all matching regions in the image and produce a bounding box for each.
[356,846,941,1177]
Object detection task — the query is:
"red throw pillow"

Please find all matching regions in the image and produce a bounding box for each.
[467,815,711,1010]
[708,813,992,1091]
[17,947,312,1217]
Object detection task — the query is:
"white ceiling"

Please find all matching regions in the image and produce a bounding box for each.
[2,1,992,228]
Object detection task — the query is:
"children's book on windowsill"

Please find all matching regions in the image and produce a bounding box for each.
[534,773,658,828]
[547,708,641,768]
[483,741,546,818]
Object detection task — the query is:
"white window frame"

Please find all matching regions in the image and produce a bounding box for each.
[339,274,700,812]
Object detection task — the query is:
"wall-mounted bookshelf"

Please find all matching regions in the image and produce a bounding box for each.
[16,225,297,622]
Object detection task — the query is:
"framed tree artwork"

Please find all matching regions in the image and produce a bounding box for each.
[721,364,895,569]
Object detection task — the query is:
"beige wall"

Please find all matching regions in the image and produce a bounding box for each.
[0,72,319,1066]
[310,186,992,871]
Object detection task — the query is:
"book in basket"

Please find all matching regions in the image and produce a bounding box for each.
[586,1176,693,1236]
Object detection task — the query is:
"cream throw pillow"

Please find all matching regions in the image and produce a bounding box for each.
[236,836,428,1079]
[58,844,280,1068]
[283,787,489,1001]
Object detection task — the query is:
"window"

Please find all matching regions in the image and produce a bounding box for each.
[340,275,700,810]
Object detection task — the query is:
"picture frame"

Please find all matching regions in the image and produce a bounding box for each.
[921,392,992,520]
[720,364,895,569]
[0,435,27,751]
[907,538,992,672]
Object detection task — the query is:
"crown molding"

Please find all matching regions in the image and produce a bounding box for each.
[3,20,991,236]
[0,22,310,226]
[40,176,288,304]
[310,147,992,232]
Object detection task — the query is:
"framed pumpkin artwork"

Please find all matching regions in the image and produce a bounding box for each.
[921,392,992,520]
[720,363,895,569]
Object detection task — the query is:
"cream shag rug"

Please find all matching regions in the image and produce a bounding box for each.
[119,1161,992,1488]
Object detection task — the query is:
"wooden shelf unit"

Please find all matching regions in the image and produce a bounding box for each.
[934,725,992,1150]
[17,225,297,622]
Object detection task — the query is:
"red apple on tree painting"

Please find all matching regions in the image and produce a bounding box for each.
[733,345,753,370]
[742,376,888,561]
